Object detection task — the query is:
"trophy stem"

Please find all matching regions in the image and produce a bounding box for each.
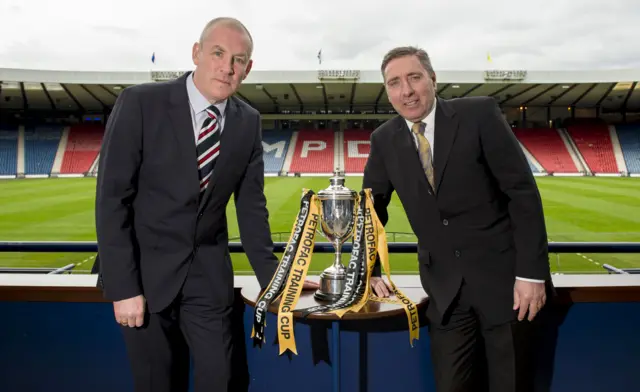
[332,239,343,270]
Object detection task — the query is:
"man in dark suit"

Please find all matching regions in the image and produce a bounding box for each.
[365,46,551,392]
[95,17,317,392]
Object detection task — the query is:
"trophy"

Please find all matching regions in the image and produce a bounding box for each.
[314,170,358,302]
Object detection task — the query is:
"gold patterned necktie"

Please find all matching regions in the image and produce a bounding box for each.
[411,122,435,189]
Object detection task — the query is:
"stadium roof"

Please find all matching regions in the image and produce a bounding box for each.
[1,67,639,114]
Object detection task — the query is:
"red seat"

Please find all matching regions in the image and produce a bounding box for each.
[343,129,372,173]
[289,130,334,173]
[566,124,618,173]
[60,124,104,174]
[513,128,577,173]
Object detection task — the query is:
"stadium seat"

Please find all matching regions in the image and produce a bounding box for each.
[513,128,578,173]
[60,124,104,174]
[262,130,292,173]
[0,128,18,176]
[566,124,618,173]
[343,129,372,173]
[24,126,62,175]
[289,129,334,173]
[616,124,640,174]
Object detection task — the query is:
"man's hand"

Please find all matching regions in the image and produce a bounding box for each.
[303,279,319,290]
[371,276,392,298]
[513,279,546,321]
[114,294,146,328]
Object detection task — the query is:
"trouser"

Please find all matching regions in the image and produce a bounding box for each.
[120,257,233,392]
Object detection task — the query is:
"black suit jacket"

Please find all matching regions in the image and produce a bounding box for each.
[95,72,278,313]
[364,96,550,326]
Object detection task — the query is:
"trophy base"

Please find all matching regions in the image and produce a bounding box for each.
[314,269,345,303]
[313,290,343,302]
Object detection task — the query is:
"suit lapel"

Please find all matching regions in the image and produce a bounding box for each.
[197,96,242,213]
[167,73,200,194]
[433,98,459,193]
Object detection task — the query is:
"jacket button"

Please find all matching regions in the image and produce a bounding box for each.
[442,219,448,226]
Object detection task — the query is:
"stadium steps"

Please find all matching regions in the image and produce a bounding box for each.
[615,124,640,174]
[17,126,25,176]
[51,127,70,175]
[281,131,298,173]
[609,125,628,174]
[513,128,578,173]
[89,153,100,175]
[558,128,590,174]
[517,140,545,173]
[334,130,344,172]
[60,124,104,175]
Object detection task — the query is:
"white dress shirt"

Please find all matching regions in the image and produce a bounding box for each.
[403,100,543,284]
[185,72,227,143]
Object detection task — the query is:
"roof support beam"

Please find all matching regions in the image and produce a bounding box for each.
[621,81,637,111]
[235,92,254,108]
[460,84,482,97]
[289,83,303,112]
[349,83,357,113]
[547,84,577,105]
[60,83,85,112]
[374,85,385,112]
[571,83,597,107]
[20,82,28,111]
[500,84,541,105]
[260,86,278,112]
[489,84,514,97]
[522,84,558,106]
[321,83,328,113]
[81,84,109,111]
[41,83,56,110]
[596,83,616,107]
[436,83,452,96]
[100,85,119,99]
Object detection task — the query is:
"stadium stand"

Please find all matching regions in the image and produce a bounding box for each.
[343,129,372,173]
[0,128,18,176]
[261,130,292,173]
[616,124,640,174]
[526,157,539,173]
[60,124,104,174]
[566,123,619,173]
[288,130,334,173]
[24,126,62,175]
[513,128,578,173]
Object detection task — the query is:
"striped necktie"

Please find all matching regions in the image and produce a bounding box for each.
[411,122,435,189]
[196,105,222,195]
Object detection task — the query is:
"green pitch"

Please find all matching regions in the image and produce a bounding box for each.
[1,176,639,275]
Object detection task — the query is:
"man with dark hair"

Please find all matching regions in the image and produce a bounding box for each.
[366,46,551,392]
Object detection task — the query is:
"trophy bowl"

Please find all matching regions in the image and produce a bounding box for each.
[314,170,358,302]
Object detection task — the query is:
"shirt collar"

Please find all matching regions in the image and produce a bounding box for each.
[186,71,227,117]
[405,99,437,132]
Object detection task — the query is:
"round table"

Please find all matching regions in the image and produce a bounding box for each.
[241,282,429,392]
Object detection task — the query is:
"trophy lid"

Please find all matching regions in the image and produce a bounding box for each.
[317,170,358,200]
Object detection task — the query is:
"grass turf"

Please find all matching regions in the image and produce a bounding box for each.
[0,176,639,274]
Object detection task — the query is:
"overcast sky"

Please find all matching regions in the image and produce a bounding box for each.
[1,0,639,72]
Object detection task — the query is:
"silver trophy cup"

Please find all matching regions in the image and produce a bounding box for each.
[314,171,358,302]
